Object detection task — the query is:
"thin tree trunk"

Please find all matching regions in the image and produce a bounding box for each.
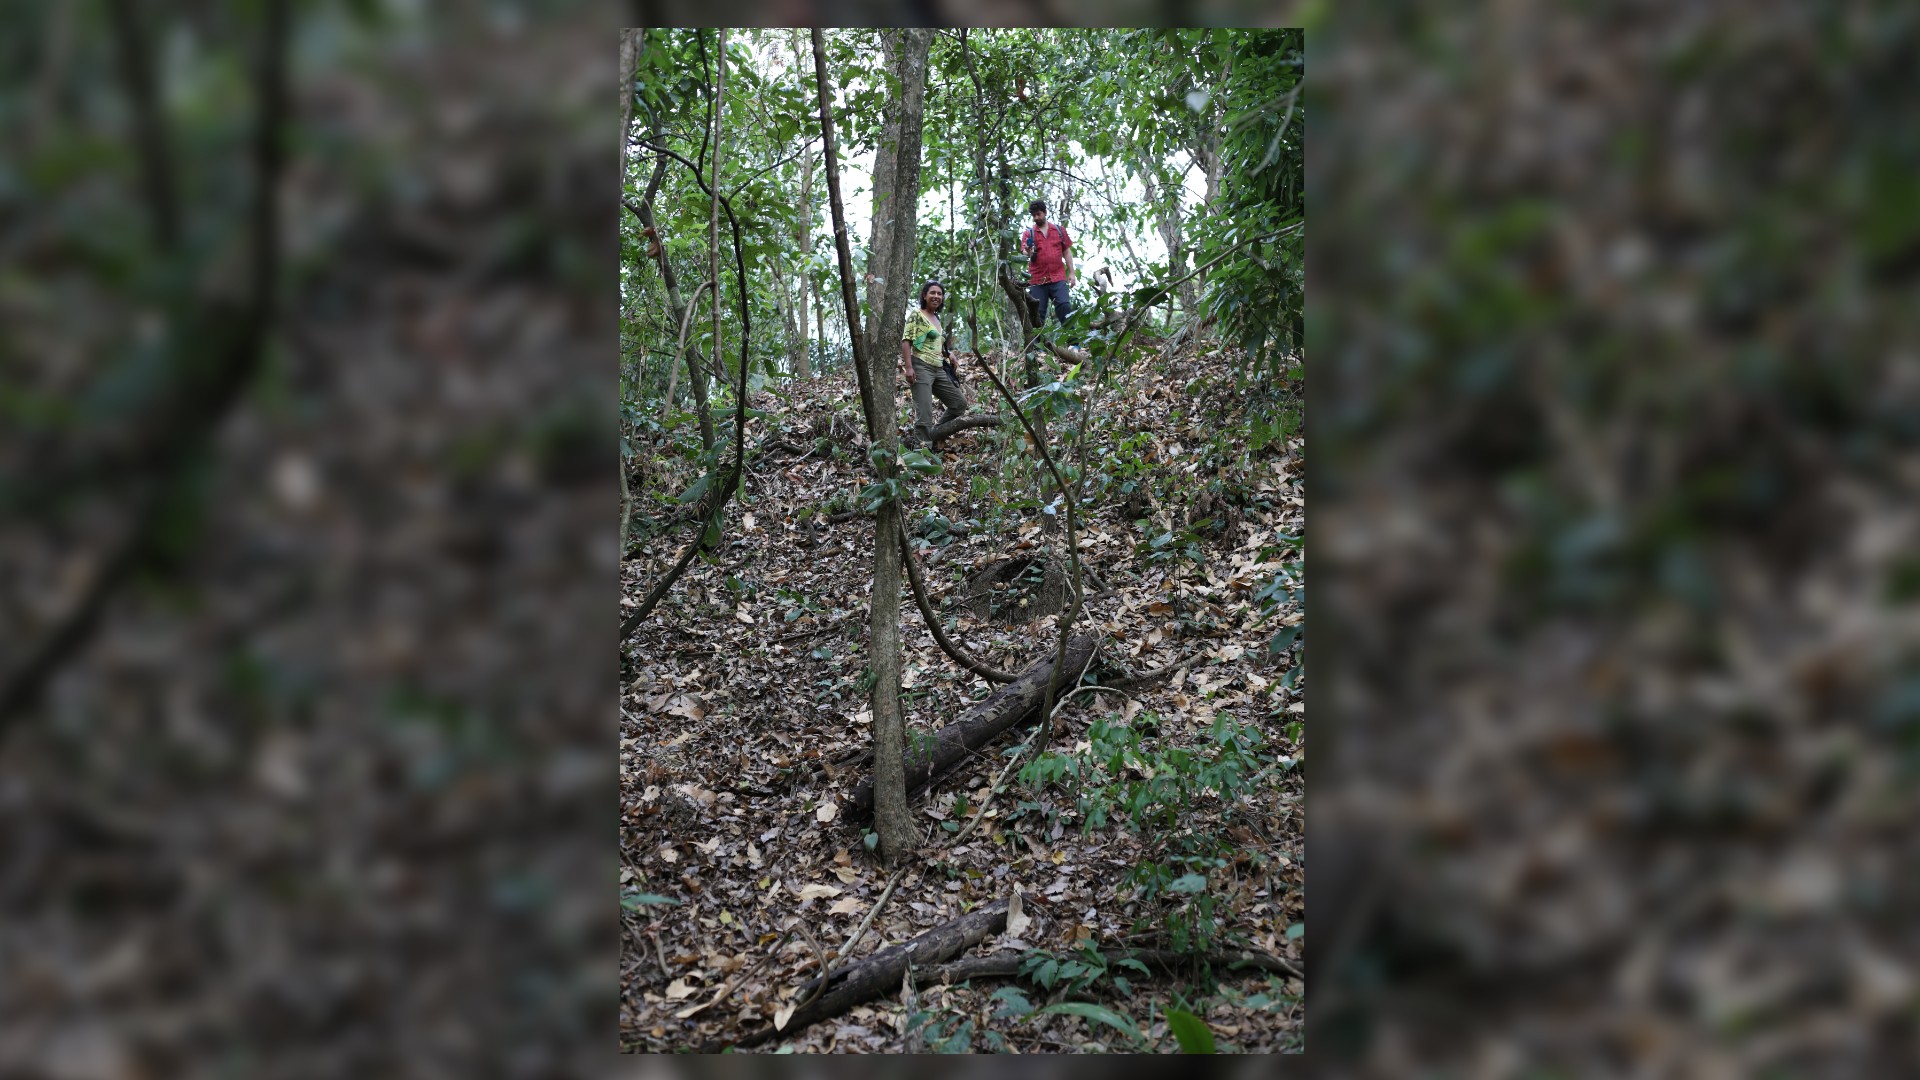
[789,29,815,380]
[618,29,640,556]
[1193,50,1226,298]
[994,150,1042,387]
[619,30,639,184]
[812,29,915,861]
[867,27,933,861]
[957,32,1038,382]
[862,36,901,357]
[814,292,827,369]
[1143,162,1198,317]
[707,29,727,414]
[773,266,798,378]
[632,189,715,452]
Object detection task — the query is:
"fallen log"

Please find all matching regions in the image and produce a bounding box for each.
[925,946,1303,985]
[930,413,1001,445]
[848,633,1098,818]
[1043,341,1091,365]
[699,899,1010,1052]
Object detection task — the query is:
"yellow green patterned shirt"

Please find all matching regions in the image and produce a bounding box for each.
[903,307,946,368]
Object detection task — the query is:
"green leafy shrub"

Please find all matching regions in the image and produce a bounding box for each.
[1014,712,1278,951]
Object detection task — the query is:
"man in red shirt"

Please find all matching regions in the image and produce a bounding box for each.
[1018,199,1075,331]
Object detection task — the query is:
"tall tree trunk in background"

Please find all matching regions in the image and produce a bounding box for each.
[788,29,815,380]
[707,29,728,405]
[773,267,800,377]
[1142,163,1198,318]
[871,29,929,374]
[1191,49,1227,300]
[995,149,1041,387]
[635,174,715,453]
[956,29,1033,380]
[814,291,827,369]
[813,27,923,862]
[619,28,641,555]
[865,29,930,384]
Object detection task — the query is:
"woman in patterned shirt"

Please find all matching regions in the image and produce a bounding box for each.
[898,280,970,448]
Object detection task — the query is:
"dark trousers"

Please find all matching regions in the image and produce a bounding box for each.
[1027,279,1074,329]
[911,360,968,441]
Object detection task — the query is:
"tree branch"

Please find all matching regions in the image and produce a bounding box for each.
[966,353,1089,759]
[897,529,1019,684]
[620,56,757,640]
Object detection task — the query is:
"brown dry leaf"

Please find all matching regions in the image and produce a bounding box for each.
[1005,884,1031,937]
[664,978,697,1000]
[621,343,1307,1052]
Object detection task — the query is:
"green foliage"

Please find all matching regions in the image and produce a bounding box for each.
[1018,941,1147,998]
[903,1007,978,1053]
[1164,1007,1216,1053]
[1031,1001,1143,1045]
[775,587,824,623]
[1013,712,1278,951]
[1253,539,1305,664]
[1191,30,1305,374]
[989,985,1034,1020]
[856,444,941,512]
[1087,432,1159,507]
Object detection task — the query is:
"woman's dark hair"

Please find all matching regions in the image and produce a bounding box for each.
[918,280,946,306]
[1028,199,1046,214]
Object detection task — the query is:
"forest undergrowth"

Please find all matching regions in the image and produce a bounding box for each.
[620,337,1303,1053]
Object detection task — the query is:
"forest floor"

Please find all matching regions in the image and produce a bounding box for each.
[620,337,1304,1053]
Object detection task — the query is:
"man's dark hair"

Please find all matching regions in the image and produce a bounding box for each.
[918,280,946,306]
[1028,199,1046,214]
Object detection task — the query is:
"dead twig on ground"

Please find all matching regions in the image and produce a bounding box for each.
[674,923,795,1021]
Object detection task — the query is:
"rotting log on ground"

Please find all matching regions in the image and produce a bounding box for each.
[848,633,1097,818]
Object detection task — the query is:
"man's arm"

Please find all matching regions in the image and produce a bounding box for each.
[1063,245,1074,285]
